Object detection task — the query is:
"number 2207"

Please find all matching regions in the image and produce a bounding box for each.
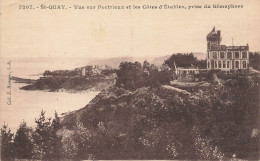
[19,5,33,9]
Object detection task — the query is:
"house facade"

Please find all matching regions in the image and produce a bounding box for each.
[175,67,207,82]
[206,27,249,71]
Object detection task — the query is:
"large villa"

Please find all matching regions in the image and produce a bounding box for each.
[206,27,249,72]
[175,27,250,81]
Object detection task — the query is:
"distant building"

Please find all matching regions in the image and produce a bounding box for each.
[75,65,110,77]
[75,68,84,76]
[206,27,249,71]
[82,65,101,76]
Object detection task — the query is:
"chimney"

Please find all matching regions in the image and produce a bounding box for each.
[217,30,221,36]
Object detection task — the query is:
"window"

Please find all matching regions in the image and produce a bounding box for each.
[218,61,221,68]
[227,61,230,68]
[235,52,239,58]
[212,52,217,59]
[242,52,247,59]
[235,61,239,69]
[208,62,210,68]
[215,61,217,68]
[223,61,226,68]
[220,52,225,59]
[227,52,232,59]
[243,61,247,68]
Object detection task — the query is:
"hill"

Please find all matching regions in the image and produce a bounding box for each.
[85,53,206,68]
[60,74,259,160]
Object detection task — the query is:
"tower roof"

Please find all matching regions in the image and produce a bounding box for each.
[207,27,218,39]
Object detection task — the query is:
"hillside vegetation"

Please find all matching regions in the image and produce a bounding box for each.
[60,72,259,160]
[2,57,259,160]
[20,76,115,92]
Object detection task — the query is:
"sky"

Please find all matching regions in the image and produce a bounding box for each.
[1,0,260,58]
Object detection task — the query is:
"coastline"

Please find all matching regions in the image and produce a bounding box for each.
[1,80,100,132]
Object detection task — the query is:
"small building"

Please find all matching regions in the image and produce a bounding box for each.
[175,67,206,82]
[75,68,84,76]
[75,65,102,77]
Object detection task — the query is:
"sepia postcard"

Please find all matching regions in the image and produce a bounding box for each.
[0,0,260,160]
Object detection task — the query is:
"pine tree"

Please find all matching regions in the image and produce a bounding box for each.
[52,111,61,132]
[1,124,14,160]
[32,110,52,160]
[50,111,62,160]
[14,121,33,159]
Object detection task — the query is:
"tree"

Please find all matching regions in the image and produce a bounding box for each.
[52,111,61,133]
[142,60,158,86]
[1,124,14,161]
[116,61,172,89]
[189,74,260,159]
[116,61,143,89]
[61,122,92,159]
[164,53,197,70]
[13,121,33,159]
[50,111,62,160]
[43,70,52,76]
[32,110,53,160]
[32,110,63,160]
[156,69,172,85]
[196,59,207,68]
[249,52,260,70]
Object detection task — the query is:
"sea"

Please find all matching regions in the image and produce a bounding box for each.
[0,57,100,132]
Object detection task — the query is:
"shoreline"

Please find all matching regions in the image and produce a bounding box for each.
[12,75,114,93]
[1,79,101,132]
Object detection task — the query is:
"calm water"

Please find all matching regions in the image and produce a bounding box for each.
[0,58,100,131]
[0,81,99,132]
